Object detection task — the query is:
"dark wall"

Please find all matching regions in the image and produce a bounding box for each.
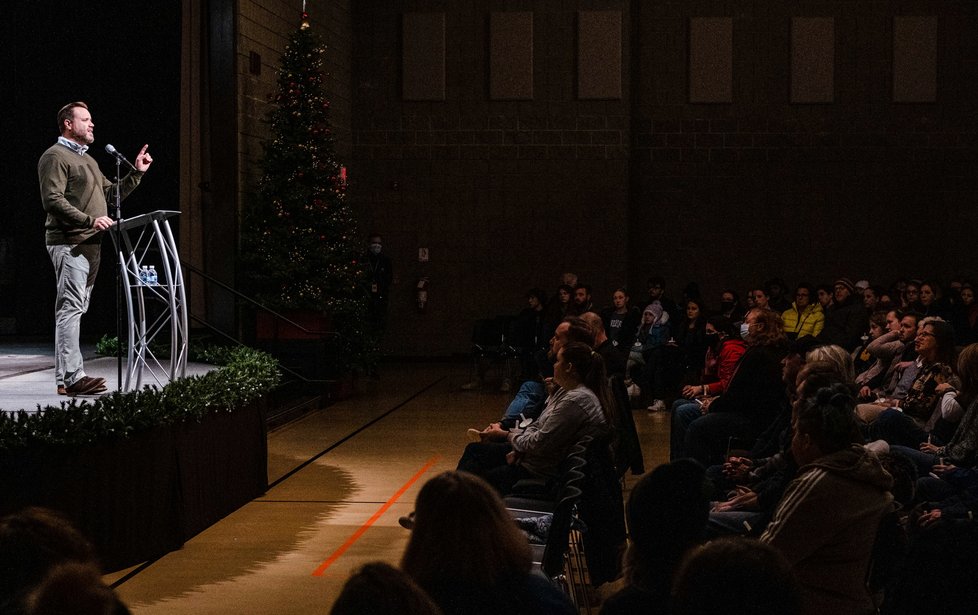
[4,2,181,337]
[351,0,978,356]
[352,1,632,355]
[631,1,978,304]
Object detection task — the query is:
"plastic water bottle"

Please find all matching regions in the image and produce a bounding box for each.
[148,266,158,285]
[139,266,149,285]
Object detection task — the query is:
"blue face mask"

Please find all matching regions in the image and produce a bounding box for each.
[740,322,751,340]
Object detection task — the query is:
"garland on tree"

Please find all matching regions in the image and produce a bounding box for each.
[242,9,364,317]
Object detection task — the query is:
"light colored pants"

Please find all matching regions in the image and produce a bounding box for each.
[48,245,96,387]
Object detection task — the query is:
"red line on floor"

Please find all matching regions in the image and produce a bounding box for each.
[311,455,442,577]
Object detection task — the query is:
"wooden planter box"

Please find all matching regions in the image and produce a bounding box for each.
[0,399,268,570]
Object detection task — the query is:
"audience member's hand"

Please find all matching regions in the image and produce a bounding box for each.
[932,462,956,475]
[722,456,753,482]
[858,385,872,399]
[483,424,509,440]
[505,450,520,465]
[919,442,940,454]
[714,489,759,512]
[700,397,714,412]
[918,509,942,528]
[935,382,954,394]
[681,384,698,399]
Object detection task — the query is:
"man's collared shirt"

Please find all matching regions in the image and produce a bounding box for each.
[57,136,88,156]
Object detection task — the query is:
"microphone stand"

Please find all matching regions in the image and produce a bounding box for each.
[112,156,123,392]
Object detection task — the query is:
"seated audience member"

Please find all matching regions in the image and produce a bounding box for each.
[852,310,889,376]
[473,316,594,436]
[765,277,792,314]
[867,320,959,447]
[672,537,801,615]
[400,472,576,615]
[23,562,131,615]
[806,343,856,385]
[571,283,594,315]
[781,283,823,340]
[457,342,613,494]
[643,275,680,325]
[667,297,709,388]
[864,284,884,312]
[681,308,788,466]
[330,562,441,615]
[816,277,866,351]
[625,302,670,405]
[855,311,922,418]
[600,287,640,354]
[855,309,904,398]
[511,288,549,382]
[912,280,943,318]
[542,283,574,338]
[749,288,771,311]
[760,385,893,615]
[670,316,746,461]
[904,279,923,310]
[0,507,129,615]
[815,283,833,311]
[580,312,626,378]
[599,460,710,615]
[706,360,845,538]
[888,343,978,476]
[718,288,745,323]
[951,281,978,346]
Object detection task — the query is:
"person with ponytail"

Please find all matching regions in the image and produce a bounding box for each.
[456,341,614,495]
[760,385,893,615]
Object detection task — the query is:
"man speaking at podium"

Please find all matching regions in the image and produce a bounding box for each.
[38,101,153,396]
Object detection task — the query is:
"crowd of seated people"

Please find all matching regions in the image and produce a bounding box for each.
[377,271,978,614]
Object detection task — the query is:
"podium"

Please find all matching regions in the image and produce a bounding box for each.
[109,210,188,391]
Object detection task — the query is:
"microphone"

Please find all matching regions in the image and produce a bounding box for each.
[104,144,136,171]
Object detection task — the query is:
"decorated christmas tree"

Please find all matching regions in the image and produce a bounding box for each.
[241,8,371,372]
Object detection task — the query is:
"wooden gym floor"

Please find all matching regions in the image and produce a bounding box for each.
[104,361,670,614]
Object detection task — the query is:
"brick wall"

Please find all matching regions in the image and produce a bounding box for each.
[351,1,632,356]
[348,1,978,356]
[237,0,353,210]
[630,1,978,304]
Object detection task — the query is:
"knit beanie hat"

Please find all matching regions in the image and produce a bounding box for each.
[834,277,855,293]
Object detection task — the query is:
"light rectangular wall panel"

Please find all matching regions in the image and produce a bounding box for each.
[490,12,534,100]
[689,17,733,103]
[578,11,622,100]
[402,12,446,101]
[893,16,937,102]
[791,17,834,103]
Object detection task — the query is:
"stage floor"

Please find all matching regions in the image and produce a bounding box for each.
[0,341,215,412]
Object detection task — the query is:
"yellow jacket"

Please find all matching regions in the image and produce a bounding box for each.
[782,303,824,338]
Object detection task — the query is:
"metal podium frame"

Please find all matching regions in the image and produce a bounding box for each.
[110,210,188,391]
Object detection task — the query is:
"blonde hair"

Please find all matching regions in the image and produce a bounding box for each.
[806,344,855,384]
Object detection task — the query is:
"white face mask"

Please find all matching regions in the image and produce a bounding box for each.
[740,322,751,340]
[369,243,382,255]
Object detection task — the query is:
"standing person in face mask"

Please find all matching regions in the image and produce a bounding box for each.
[365,234,393,354]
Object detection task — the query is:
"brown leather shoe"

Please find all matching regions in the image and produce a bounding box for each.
[65,376,107,396]
[57,385,68,396]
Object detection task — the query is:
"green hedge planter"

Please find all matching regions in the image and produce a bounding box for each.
[0,347,280,570]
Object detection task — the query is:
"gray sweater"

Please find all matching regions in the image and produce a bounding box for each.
[509,385,607,477]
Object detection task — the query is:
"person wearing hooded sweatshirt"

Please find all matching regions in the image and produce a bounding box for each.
[761,385,894,615]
